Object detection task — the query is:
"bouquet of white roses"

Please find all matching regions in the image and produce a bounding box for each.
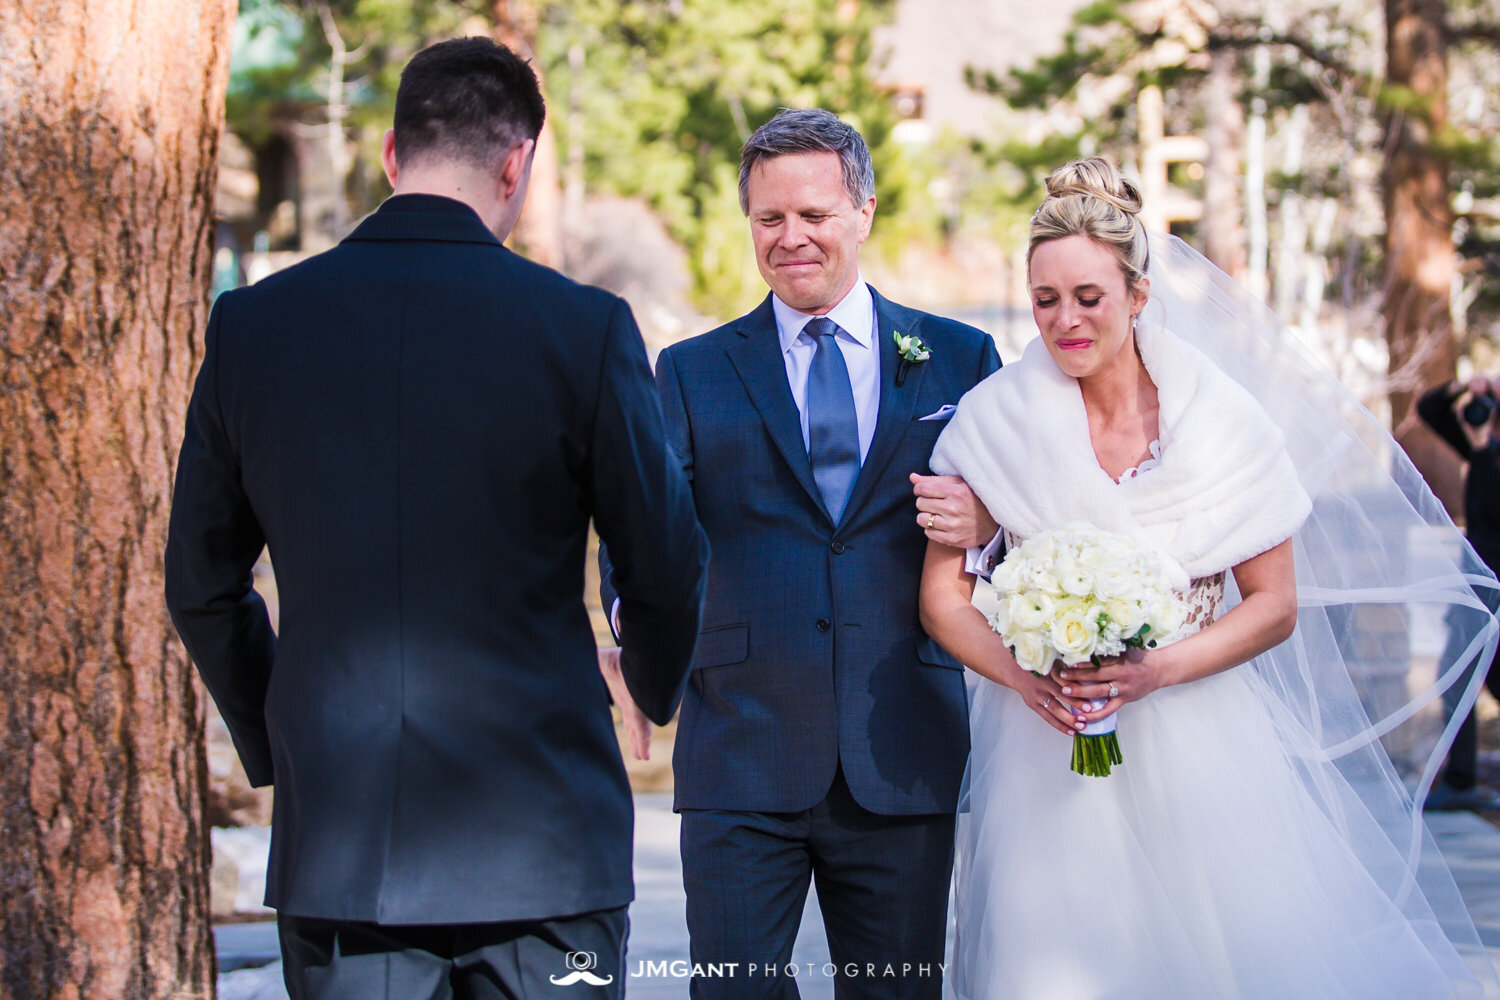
[989,522,1187,777]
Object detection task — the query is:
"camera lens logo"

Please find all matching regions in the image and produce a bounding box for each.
[550,951,615,987]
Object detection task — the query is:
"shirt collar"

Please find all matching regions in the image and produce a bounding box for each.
[772,277,875,354]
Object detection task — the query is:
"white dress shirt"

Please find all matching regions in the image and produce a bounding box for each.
[771,278,880,463]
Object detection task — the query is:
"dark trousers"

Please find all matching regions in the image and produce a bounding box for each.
[679,767,955,1000]
[277,906,627,1000]
[1439,601,1500,789]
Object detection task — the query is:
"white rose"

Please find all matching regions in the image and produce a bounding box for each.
[1024,562,1063,596]
[1076,542,1113,574]
[1093,562,1138,599]
[1010,630,1051,675]
[1104,597,1146,637]
[1051,604,1101,664]
[1055,556,1095,598]
[1152,593,1187,639]
[992,558,1024,593]
[1007,591,1054,632]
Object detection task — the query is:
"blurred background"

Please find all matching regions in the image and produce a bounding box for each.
[196,0,1500,916]
[210,0,1500,490]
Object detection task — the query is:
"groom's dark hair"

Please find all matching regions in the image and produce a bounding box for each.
[393,37,545,171]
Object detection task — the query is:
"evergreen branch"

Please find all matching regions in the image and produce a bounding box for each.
[1449,22,1500,47]
[1208,23,1365,85]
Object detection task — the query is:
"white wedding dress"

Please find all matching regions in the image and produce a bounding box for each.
[952,514,1483,1000]
[954,584,1479,1000]
[936,233,1500,1000]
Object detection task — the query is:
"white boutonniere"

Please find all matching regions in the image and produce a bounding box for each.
[894,332,931,386]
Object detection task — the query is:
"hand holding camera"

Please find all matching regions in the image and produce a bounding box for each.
[1462,376,1498,429]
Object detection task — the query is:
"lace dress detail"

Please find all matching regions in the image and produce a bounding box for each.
[1116,438,1163,481]
[1177,573,1225,638]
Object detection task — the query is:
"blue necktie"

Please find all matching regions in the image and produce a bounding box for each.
[804,317,861,523]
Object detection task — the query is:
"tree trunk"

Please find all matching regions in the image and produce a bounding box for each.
[1202,47,1247,282]
[1383,0,1462,513]
[0,1,235,997]
[494,0,565,270]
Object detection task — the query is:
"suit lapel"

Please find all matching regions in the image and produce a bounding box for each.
[839,289,928,528]
[725,297,832,521]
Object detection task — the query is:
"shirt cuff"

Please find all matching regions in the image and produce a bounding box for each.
[965,530,1005,581]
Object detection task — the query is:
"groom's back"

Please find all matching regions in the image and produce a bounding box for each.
[197,202,648,923]
[220,218,614,668]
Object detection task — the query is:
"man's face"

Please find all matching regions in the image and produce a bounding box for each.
[745,151,875,316]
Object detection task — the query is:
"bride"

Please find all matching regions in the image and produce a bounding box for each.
[920,157,1500,998]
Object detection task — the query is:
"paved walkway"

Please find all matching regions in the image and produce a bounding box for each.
[219,794,1500,999]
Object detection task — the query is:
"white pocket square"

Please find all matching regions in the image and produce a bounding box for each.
[918,404,958,422]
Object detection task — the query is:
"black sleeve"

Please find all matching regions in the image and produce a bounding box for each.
[588,303,708,725]
[1417,383,1475,463]
[164,297,278,787]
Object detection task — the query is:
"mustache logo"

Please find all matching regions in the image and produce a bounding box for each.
[549,969,616,986]
[552,951,615,986]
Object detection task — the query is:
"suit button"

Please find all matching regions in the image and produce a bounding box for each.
[830,540,846,554]
[815,617,831,633]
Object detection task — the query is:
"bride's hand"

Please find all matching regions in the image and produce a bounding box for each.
[1003,662,1089,736]
[1052,648,1163,720]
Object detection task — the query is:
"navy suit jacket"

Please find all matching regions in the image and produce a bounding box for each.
[165,195,707,924]
[608,289,999,815]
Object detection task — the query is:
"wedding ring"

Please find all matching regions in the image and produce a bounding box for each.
[1108,683,1119,699]
[926,513,936,528]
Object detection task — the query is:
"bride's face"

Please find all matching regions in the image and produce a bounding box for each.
[1029,235,1148,381]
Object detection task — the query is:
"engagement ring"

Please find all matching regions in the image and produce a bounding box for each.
[1108,683,1119,698]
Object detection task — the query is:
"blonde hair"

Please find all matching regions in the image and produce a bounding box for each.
[1028,157,1149,292]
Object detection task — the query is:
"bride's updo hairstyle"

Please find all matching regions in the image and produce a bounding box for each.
[1028,157,1150,295]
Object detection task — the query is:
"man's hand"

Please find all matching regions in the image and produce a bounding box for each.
[598,646,652,760]
[910,473,999,549]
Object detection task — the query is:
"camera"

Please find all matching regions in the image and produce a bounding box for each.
[1462,391,1497,428]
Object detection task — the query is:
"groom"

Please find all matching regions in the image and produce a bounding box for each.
[166,38,707,999]
[605,109,999,999]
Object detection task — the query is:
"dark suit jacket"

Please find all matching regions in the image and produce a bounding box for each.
[606,290,999,815]
[165,194,707,925]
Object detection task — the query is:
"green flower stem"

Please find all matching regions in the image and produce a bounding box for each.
[1071,732,1123,777]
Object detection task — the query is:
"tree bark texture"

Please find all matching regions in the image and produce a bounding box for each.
[0,1,236,997]
[1382,0,1462,511]
[494,0,565,270]
[1203,47,1247,282]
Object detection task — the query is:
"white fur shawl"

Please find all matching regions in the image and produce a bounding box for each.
[930,323,1311,586]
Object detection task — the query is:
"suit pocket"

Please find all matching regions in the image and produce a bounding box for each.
[916,633,963,670]
[694,624,749,670]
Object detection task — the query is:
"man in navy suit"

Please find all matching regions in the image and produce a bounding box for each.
[604,109,999,999]
[166,38,707,999]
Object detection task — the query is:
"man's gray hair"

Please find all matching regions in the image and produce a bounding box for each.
[737,108,875,214]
